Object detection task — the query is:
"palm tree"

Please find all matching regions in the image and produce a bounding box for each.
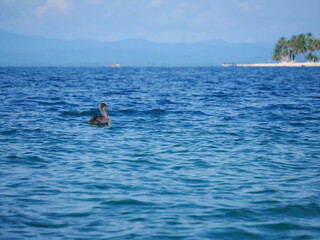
[288,35,298,61]
[306,32,313,51]
[272,37,289,62]
[272,47,281,61]
[289,34,307,61]
[306,52,314,62]
[305,33,320,62]
[306,52,318,62]
[297,34,307,61]
[272,33,320,62]
[312,39,320,54]
[278,37,287,48]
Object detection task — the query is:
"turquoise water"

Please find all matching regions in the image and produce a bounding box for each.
[0,67,319,239]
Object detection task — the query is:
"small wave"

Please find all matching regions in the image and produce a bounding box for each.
[204,227,262,239]
[5,155,50,165]
[1,129,20,135]
[157,99,179,105]
[247,188,277,194]
[256,222,303,231]
[264,203,320,218]
[117,108,166,116]
[117,109,209,117]
[61,110,97,116]
[36,100,69,106]
[216,208,260,220]
[146,109,166,115]
[267,103,309,111]
[22,220,68,229]
[60,212,92,218]
[100,199,154,206]
[119,109,137,114]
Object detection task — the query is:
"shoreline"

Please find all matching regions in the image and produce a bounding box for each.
[235,62,320,67]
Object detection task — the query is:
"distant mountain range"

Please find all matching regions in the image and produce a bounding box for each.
[0,30,274,66]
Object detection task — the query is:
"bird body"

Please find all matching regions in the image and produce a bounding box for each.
[88,103,110,126]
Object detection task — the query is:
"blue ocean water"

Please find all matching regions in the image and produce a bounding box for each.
[0,67,319,239]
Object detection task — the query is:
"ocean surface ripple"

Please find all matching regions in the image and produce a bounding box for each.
[0,67,320,239]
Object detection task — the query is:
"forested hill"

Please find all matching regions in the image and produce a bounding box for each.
[0,30,273,66]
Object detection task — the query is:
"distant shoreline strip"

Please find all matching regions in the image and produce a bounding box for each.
[235,62,320,67]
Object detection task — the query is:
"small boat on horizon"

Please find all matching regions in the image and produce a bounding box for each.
[220,63,236,67]
[109,63,120,68]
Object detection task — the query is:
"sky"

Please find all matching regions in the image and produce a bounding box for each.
[0,0,319,43]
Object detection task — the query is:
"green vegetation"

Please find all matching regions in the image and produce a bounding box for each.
[272,33,320,62]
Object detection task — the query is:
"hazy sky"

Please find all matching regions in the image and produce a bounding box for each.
[0,0,319,43]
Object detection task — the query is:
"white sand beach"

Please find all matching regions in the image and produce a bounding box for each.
[236,62,320,67]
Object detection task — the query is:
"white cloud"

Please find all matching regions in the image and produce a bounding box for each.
[80,24,99,33]
[238,0,263,11]
[34,0,73,16]
[147,0,164,8]
[84,0,103,5]
[0,0,16,4]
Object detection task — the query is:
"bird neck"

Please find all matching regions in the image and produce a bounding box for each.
[100,107,108,118]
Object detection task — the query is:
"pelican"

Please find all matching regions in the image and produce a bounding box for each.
[88,103,110,126]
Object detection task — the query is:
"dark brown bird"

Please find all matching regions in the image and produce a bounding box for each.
[88,103,110,126]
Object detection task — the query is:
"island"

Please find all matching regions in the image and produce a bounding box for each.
[229,33,320,67]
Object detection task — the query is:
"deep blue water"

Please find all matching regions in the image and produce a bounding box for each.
[0,67,320,239]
